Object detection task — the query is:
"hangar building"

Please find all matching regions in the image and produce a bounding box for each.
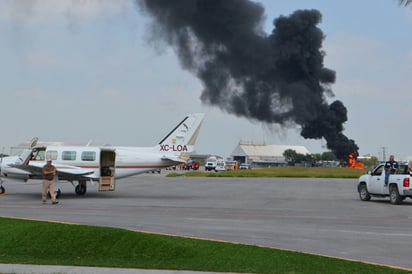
[230,143,310,167]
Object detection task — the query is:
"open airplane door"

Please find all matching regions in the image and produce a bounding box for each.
[99,148,115,191]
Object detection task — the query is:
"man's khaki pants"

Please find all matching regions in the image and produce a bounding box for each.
[42,179,57,202]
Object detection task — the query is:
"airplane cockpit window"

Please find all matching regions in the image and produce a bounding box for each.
[81,151,96,161]
[31,148,46,161]
[62,151,76,161]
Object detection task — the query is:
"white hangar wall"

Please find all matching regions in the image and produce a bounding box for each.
[231,143,310,166]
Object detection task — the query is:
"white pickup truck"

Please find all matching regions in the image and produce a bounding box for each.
[357,163,412,204]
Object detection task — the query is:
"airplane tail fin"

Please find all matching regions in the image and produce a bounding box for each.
[158,113,205,162]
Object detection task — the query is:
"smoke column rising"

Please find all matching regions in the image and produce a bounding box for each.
[137,0,359,161]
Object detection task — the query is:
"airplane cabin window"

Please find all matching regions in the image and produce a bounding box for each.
[81,151,96,161]
[62,151,76,161]
[45,150,58,161]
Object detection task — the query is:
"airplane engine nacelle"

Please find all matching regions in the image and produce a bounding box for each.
[0,164,31,181]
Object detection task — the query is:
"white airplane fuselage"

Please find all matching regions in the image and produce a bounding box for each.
[26,145,186,180]
[0,113,204,196]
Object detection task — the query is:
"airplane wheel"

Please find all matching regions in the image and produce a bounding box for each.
[75,184,86,195]
[0,186,5,194]
[55,188,61,199]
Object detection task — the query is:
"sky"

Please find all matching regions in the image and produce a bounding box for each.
[0,0,411,161]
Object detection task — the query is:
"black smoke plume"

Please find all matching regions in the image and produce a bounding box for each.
[137,0,359,161]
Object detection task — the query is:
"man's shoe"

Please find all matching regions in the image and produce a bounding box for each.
[52,201,59,205]
[42,200,46,204]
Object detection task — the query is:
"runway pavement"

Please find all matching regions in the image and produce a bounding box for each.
[1,172,412,271]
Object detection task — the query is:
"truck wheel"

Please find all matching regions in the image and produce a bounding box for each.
[389,185,402,205]
[358,184,371,201]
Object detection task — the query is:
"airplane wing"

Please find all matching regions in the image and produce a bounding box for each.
[57,168,95,181]
[9,163,95,181]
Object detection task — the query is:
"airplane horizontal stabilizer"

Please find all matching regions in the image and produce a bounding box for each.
[161,156,186,163]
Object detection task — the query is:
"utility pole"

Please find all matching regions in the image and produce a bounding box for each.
[381,147,386,162]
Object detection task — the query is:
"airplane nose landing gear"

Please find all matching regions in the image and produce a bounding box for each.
[47,188,61,199]
[0,177,5,194]
[55,188,61,199]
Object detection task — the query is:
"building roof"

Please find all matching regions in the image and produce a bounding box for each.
[231,143,310,157]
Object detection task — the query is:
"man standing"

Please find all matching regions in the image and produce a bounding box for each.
[42,159,59,204]
[384,155,399,186]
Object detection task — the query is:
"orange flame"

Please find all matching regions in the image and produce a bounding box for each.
[347,153,364,169]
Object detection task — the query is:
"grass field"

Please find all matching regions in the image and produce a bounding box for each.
[0,217,409,273]
[169,166,367,178]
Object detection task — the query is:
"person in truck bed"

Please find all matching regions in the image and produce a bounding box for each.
[384,155,399,186]
[408,161,412,176]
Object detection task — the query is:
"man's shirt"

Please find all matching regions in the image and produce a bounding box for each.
[42,165,56,180]
[384,160,399,174]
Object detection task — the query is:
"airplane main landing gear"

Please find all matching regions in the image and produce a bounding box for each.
[75,180,87,195]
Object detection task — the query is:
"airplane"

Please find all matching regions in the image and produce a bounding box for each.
[0,113,205,197]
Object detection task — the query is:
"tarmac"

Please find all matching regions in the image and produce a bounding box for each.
[2,175,412,271]
[0,264,223,274]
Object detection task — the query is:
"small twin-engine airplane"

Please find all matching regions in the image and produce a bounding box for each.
[0,113,205,197]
